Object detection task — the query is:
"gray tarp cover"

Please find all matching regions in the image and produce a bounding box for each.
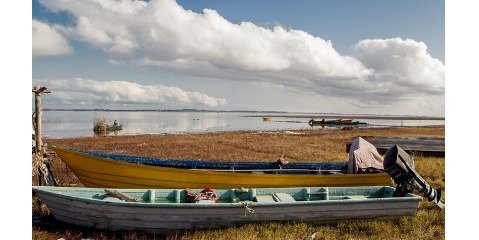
[348,137,384,173]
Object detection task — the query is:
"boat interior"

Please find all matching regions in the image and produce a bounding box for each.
[90,186,398,204]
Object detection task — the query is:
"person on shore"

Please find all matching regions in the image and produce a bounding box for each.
[113,120,119,126]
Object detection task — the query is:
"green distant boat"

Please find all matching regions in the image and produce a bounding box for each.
[106,124,123,132]
[93,122,123,133]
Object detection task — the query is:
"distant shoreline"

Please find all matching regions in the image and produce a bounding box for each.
[42,109,444,120]
[250,114,445,121]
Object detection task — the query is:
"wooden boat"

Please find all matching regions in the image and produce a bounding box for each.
[93,123,123,133]
[262,117,273,122]
[32,185,422,232]
[52,146,391,189]
[308,118,367,127]
[60,147,348,172]
[106,124,123,131]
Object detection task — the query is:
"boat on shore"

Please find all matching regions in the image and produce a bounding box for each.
[63,147,348,172]
[308,118,367,127]
[52,146,391,189]
[32,185,422,232]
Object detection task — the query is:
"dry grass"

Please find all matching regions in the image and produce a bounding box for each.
[32,125,445,240]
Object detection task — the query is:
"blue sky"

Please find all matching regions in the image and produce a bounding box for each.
[31,0,445,116]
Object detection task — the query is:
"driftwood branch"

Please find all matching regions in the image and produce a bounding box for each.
[105,189,141,202]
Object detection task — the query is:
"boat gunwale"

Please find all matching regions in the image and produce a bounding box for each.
[61,146,347,171]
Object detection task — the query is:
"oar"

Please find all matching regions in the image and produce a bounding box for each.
[105,189,141,202]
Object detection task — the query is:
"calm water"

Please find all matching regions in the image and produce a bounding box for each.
[40,111,445,139]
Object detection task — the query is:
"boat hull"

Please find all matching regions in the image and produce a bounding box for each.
[106,125,123,131]
[308,119,367,127]
[72,147,348,171]
[53,147,391,189]
[33,186,421,232]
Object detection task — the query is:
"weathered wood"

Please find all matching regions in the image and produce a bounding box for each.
[33,186,422,232]
[32,86,51,154]
[32,86,55,186]
[105,189,141,202]
[346,137,445,157]
[255,195,276,203]
[273,193,296,202]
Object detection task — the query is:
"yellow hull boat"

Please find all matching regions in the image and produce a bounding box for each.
[53,146,391,189]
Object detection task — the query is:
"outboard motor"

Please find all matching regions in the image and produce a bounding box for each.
[383,144,444,210]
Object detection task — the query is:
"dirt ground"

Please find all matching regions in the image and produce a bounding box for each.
[36,125,444,187]
[31,125,445,240]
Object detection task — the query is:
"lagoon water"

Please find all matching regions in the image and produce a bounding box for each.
[41,111,445,139]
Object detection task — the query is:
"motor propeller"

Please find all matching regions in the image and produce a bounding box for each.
[383,144,444,210]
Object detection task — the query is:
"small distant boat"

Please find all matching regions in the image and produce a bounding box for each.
[106,124,123,132]
[32,185,422,232]
[93,121,123,133]
[308,118,367,127]
[262,117,273,122]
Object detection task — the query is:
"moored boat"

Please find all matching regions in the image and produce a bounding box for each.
[64,147,348,172]
[262,117,273,122]
[308,118,367,127]
[32,185,422,232]
[52,146,391,189]
[106,124,123,131]
[93,122,123,133]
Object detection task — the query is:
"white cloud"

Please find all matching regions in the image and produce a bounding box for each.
[37,0,444,114]
[32,78,227,109]
[353,38,445,96]
[38,0,370,78]
[32,20,72,58]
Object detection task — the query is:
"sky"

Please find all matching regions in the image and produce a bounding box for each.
[31,0,446,116]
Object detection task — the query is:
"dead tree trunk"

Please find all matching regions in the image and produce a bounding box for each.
[32,86,56,186]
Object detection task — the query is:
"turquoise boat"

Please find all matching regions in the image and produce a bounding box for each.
[32,185,422,232]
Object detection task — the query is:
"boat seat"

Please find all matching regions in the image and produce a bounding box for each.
[195,199,217,204]
[104,197,125,202]
[273,193,296,202]
[149,190,155,203]
[255,193,296,203]
[344,195,369,200]
[255,195,276,203]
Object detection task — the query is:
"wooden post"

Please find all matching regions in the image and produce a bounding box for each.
[32,86,54,186]
[32,86,50,154]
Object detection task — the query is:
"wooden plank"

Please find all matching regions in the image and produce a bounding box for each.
[273,193,296,202]
[255,195,276,203]
[346,137,445,157]
[105,189,141,202]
